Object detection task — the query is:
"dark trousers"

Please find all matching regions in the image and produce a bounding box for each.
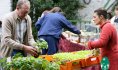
[39,35,59,55]
[11,49,26,57]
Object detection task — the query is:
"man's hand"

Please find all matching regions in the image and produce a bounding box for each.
[23,45,38,57]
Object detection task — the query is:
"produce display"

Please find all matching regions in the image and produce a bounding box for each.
[0,37,100,70]
[53,50,91,60]
[0,49,100,70]
[52,50,93,65]
[0,55,60,70]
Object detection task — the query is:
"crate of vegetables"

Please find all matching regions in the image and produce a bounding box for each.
[84,49,101,67]
[39,50,101,70]
[52,50,93,70]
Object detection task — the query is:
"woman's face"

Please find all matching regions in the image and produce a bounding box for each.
[92,12,101,25]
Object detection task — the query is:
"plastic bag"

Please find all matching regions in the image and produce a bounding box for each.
[58,35,88,52]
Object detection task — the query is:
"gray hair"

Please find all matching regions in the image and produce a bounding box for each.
[17,0,30,8]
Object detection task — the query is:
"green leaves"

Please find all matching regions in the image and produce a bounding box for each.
[3,56,59,70]
[12,53,23,59]
[36,39,48,49]
[46,62,60,70]
[52,50,92,65]
[34,39,48,53]
[0,57,7,70]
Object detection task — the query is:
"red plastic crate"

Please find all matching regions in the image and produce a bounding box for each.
[79,59,86,67]
[60,65,68,70]
[85,55,101,67]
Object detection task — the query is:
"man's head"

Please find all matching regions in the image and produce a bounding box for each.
[16,0,30,19]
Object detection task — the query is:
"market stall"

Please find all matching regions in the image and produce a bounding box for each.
[0,30,102,70]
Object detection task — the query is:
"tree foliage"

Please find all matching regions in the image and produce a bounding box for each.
[53,0,84,19]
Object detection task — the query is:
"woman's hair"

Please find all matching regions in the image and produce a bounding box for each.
[50,7,65,15]
[50,7,62,13]
[94,8,112,19]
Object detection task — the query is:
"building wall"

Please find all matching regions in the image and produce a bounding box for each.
[78,0,116,21]
[0,0,11,45]
[0,0,11,20]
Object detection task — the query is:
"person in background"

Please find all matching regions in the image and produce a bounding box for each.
[88,8,118,70]
[35,7,81,55]
[0,0,38,57]
[111,5,118,31]
[107,12,113,20]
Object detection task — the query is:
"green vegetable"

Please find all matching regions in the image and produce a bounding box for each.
[12,53,23,59]
[34,39,48,53]
[45,62,60,70]
[52,50,92,65]
[0,57,7,70]
[3,56,59,70]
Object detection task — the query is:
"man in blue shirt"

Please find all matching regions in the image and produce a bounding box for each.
[35,9,81,55]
